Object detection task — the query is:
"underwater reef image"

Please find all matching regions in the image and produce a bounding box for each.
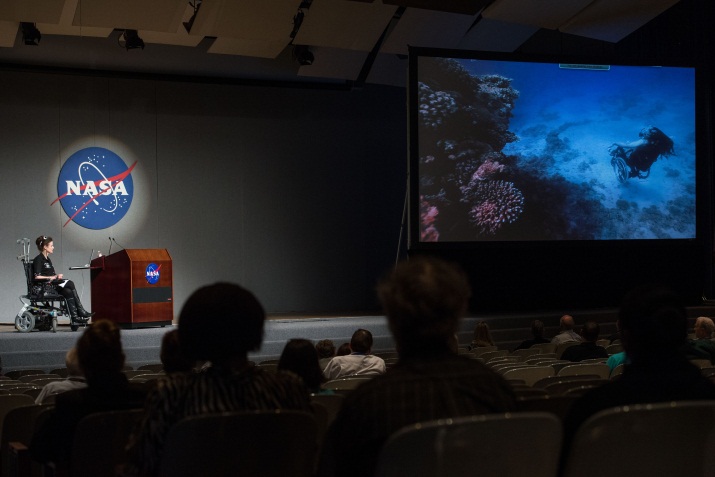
[417,57,696,241]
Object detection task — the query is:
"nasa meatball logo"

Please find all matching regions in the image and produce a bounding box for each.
[53,147,137,229]
[146,263,161,284]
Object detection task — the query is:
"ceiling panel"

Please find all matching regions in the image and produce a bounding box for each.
[297,47,368,81]
[482,0,594,30]
[70,0,186,32]
[38,0,111,38]
[458,17,538,52]
[190,0,301,40]
[136,5,204,47]
[0,0,65,23]
[560,0,681,43]
[208,37,289,58]
[380,8,478,55]
[292,0,397,52]
[0,21,17,47]
[384,0,491,16]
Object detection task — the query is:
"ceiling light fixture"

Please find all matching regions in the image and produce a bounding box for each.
[293,45,314,66]
[121,29,144,50]
[21,22,41,46]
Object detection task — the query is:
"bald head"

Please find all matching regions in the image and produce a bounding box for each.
[560,315,575,331]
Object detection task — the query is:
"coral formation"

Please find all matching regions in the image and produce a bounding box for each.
[467,180,524,235]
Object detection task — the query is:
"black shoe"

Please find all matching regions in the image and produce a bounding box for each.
[73,290,95,318]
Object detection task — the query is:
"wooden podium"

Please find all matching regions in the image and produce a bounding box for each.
[91,249,173,328]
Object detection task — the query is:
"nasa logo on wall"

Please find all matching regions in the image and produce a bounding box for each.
[146,263,161,284]
[53,147,137,229]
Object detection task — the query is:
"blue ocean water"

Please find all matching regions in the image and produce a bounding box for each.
[459,58,696,240]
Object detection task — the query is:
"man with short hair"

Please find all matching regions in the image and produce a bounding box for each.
[560,321,609,362]
[35,347,87,404]
[551,314,584,345]
[319,257,515,477]
[323,329,385,380]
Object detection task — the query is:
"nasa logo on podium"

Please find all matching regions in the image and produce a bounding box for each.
[146,263,161,284]
[53,147,137,229]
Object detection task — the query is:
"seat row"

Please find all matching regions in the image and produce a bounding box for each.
[4,394,713,477]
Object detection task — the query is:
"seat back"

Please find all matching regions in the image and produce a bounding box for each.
[1,403,54,477]
[502,366,555,387]
[557,363,610,379]
[375,412,562,477]
[159,410,318,477]
[70,409,144,477]
[562,401,715,477]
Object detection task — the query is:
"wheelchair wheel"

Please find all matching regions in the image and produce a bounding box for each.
[15,311,35,333]
[70,324,79,332]
[611,156,628,183]
[51,316,58,333]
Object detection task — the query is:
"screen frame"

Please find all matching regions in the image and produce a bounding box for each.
[406,46,712,310]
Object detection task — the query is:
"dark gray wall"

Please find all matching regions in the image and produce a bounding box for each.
[0,70,407,323]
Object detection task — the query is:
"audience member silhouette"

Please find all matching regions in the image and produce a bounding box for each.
[335,342,351,356]
[35,347,87,404]
[159,329,193,374]
[469,321,495,349]
[689,316,715,363]
[31,320,148,472]
[551,314,583,345]
[323,329,386,380]
[514,319,550,350]
[560,321,608,362]
[125,282,312,476]
[278,338,327,393]
[318,257,515,477]
[316,339,336,369]
[562,285,715,451]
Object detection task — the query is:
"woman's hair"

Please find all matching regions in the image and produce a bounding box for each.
[473,321,495,346]
[639,126,674,156]
[315,339,336,359]
[531,320,545,338]
[277,338,325,390]
[336,343,351,356]
[36,235,52,252]
[179,282,265,363]
[76,319,125,381]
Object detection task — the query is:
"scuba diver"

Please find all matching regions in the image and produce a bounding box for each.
[609,126,675,183]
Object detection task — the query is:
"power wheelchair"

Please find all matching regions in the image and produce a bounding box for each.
[15,238,86,333]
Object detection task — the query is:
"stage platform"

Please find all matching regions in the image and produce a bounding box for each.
[2,306,714,374]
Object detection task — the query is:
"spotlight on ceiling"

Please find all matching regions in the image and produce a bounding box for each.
[122,29,144,50]
[183,0,202,33]
[293,45,314,66]
[21,22,41,46]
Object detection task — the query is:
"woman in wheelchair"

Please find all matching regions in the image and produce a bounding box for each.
[33,235,94,321]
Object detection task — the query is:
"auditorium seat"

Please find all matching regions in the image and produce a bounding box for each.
[605,343,624,354]
[544,379,608,396]
[515,395,578,420]
[159,410,317,477]
[555,342,579,359]
[610,364,625,379]
[479,350,508,362]
[18,374,62,383]
[557,363,610,379]
[137,363,164,373]
[374,412,562,477]
[502,366,555,387]
[322,377,373,392]
[530,343,557,354]
[4,370,43,380]
[310,393,344,427]
[533,375,601,389]
[70,408,144,477]
[562,401,715,477]
[511,348,542,360]
[1,403,53,477]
